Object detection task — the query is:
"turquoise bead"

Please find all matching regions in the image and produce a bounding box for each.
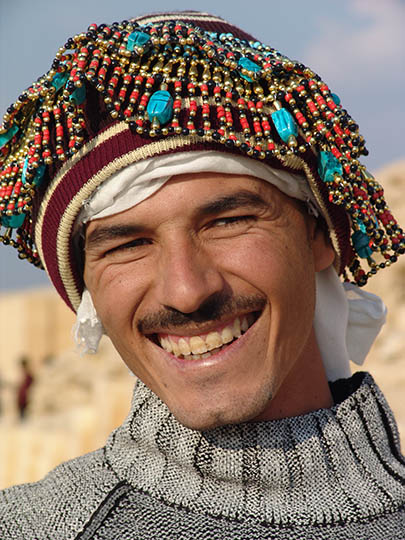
[271,108,298,143]
[0,125,19,149]
[69,85,86,105]
[22,156,46,186]
[1,213,26,229]
[147,90,173,126]
[352,221,372,258]
[331,93,341,106]
[318,151,343,183]
[238,57,261,82]
[52,72,69,91]
[126,31,151,52]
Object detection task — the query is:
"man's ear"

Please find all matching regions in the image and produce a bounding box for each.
[311,220,336,272]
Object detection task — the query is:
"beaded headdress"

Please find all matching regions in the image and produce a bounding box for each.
[0,11,404,311]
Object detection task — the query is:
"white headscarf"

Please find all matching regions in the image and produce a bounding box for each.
[74,151,387,381]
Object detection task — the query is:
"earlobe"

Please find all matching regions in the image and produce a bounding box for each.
[312,225,336,272]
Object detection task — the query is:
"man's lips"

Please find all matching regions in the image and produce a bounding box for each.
[152,312,259,360]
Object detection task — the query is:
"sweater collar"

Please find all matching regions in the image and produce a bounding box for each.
[105,372,405,526]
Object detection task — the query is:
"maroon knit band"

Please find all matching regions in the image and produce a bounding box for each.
[38,118,351,311]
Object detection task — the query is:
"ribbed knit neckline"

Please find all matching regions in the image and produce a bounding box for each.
[105,372,405,527]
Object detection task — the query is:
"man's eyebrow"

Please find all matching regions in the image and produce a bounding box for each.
[85,191,270,248]
[196,190,270,216]
[85,224,147,249]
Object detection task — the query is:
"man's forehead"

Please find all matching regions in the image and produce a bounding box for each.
[86,172,286,229]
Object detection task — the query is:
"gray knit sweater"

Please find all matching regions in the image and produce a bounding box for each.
[1,372,405,539]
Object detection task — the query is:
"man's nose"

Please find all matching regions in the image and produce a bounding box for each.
[156,236,224,314]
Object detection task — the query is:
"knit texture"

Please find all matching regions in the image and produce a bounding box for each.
[1,372,405,539]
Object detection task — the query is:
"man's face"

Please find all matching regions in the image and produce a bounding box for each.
[84,172,333,430]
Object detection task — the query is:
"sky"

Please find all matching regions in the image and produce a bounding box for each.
[1,0,404,291]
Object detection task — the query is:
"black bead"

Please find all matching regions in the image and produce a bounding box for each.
[225,139,235,148]
[168,126,175,134]
[276,91,285,101]
[280,147,287,155]
[253,149,260,158]
[197,128,204,137]
[129,121,137,133]
[212,131,221,141]
[241,143,249,152]
[182,128,190,136]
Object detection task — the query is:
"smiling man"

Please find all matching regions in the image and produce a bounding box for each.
[84,171,334,430]
[0,10,405,540]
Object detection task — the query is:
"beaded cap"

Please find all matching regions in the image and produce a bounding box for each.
[0,11,404,310]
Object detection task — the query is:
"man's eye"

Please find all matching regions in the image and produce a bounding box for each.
[106,238,151,255]
[212,215,256,227]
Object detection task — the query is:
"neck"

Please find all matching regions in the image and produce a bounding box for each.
[252,327,333,421]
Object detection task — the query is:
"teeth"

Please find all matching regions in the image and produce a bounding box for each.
[172,340,180,357]
[221,326,234,344]
[233,318,241,338]
[206,331,223,351]
[160,337,172,353]
[157,313,257,358]
[178,338,191,356]
[189,336,207,355]
[240,317,249,332]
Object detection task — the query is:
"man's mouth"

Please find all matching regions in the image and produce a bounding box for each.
[154,313,259,360]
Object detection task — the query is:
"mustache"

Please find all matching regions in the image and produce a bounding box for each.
[137,292,266,334]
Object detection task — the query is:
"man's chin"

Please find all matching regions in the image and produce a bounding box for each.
[166,394,274,431]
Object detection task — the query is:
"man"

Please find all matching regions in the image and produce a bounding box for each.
[0,10,404,539]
